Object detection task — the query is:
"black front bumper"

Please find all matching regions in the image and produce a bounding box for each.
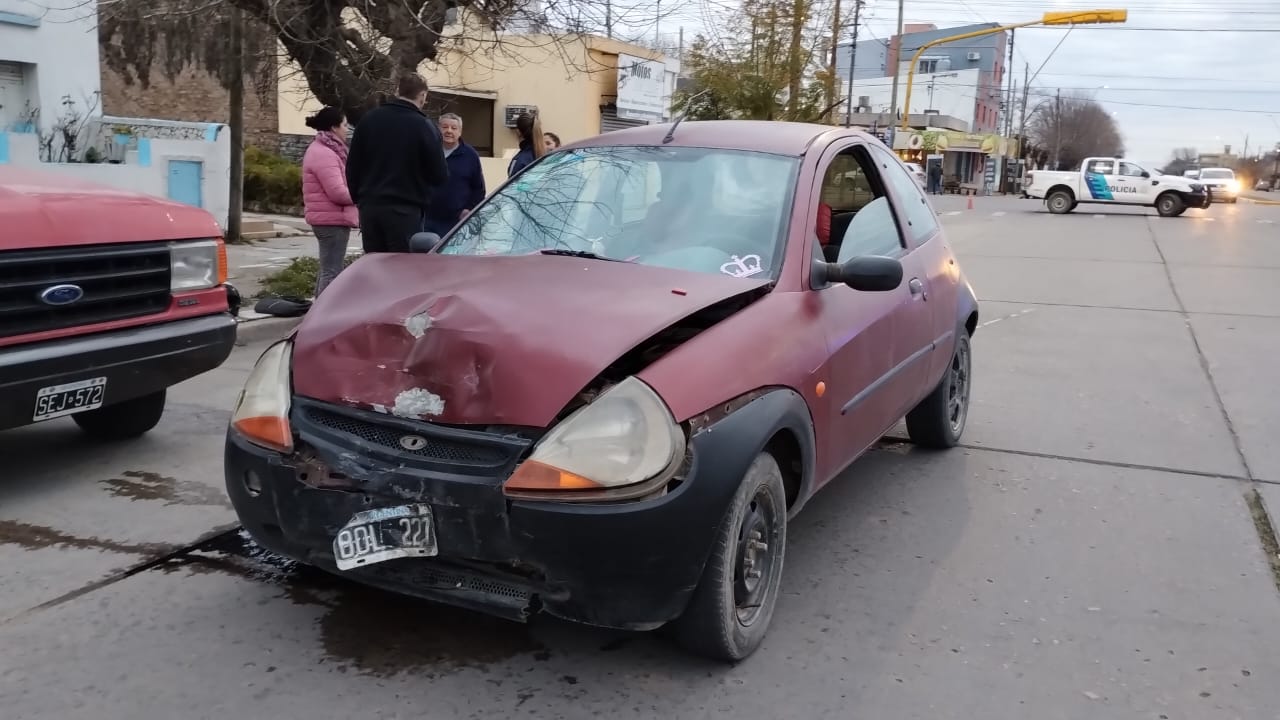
[1185,189,1212,209]
[225,398,761,630]
[0,313,237,431]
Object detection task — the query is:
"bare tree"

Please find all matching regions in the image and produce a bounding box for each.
[1028,92,1124,171]
[99,0,676,124]
[1160,147,1199,176]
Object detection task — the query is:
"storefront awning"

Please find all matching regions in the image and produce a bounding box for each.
[433,87,498,101]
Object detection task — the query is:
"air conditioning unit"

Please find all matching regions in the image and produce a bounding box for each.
[503,105,538,128]
[966,51,981,61]
[857,95,871,109]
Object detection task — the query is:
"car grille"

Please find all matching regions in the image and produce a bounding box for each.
[303,405,511,465]
[0,242,172,339]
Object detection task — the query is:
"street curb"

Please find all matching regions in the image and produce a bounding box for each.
[234,316,302,346]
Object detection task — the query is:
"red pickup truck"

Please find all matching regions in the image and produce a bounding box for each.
[0,166,237,438]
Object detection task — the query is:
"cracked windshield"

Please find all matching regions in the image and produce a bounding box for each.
[440,147,798,279]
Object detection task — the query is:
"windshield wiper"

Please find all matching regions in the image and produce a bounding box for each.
[539,248,629,263]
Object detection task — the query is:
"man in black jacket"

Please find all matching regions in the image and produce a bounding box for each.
[346,73,449,253]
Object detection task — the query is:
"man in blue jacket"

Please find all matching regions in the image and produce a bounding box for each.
[424,113,487,236]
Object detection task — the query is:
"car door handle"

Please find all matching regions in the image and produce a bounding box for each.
[909,278,925,297]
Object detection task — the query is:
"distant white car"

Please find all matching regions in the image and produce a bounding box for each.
[1196,168,1240,203]
[903,162,927,188]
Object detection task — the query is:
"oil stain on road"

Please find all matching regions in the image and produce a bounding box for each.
[156,529,546,678]
[100,470,233,508]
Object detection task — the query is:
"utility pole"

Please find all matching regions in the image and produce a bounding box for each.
[828,0,841,122]
[887,0,905,129]
[227,5,244,243]
[1016,62,1029,144]
[606,0,612,38]
[1004,29,1015,137]
[844,0,863,127]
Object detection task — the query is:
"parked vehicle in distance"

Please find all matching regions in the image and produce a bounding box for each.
[224,120,980,662]
[0,166,237,437]
[1025,157,1210,217]
[1196,167,1239,203]
[1254,178,1272,192]
[903,161,927,187]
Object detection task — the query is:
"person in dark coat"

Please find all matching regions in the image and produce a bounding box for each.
[507,112,546,178]
[345,73,449,253]
[927,161,944,195]
[424,113,487,236]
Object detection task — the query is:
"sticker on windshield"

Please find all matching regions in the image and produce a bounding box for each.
[720,254,764,278]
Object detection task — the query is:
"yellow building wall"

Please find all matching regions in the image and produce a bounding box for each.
[277,25,669,191]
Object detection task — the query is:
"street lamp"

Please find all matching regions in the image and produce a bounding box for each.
[899,9,1128,131]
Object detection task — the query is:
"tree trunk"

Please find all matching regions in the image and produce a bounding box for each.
[228,6,245,242]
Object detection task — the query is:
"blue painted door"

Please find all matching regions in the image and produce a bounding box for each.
[167,160,203,208]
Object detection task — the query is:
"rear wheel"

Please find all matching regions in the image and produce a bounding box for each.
[906,333,972,448]
[1156,193,1184,218]
[1046,190,1074,214]
[73,390,167,440]
[1228,197,1238,204]
[676,452,787,662]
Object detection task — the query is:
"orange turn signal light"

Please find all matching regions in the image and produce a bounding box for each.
[216,238,229,285]
[504,460,601,492]
[233,416,293,453]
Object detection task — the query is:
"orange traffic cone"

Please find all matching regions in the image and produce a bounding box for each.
[966,194,974,210]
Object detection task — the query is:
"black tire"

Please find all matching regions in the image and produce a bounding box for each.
[72,390,167,440]
[905,333,972,448]
[1228,197,1238,204]
[1156,193,1184,218]
[676,452,787,662]
[1046,190,1074,214]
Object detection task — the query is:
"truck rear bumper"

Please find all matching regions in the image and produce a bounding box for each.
[0,313,237,431]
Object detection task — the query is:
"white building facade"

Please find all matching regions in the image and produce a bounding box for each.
[846,68,981,131]
[0,1,102,138]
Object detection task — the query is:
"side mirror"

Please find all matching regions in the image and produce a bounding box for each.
[819,255,904,292]
[409,232,442,253]
[1141,171,1150,178]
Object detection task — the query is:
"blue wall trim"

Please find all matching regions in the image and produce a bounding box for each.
[137,138,152,167]
[0,132,9,164]
[203,124,220,142]
[0,11,40,27]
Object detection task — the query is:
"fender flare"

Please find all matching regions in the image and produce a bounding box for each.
[688,386,818,519]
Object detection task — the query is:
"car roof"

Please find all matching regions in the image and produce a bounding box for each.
[566,120,876,157]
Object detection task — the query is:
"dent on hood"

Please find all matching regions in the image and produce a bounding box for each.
[288,254,774,428]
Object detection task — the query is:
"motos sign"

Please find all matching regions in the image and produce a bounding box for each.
[617,53,669,121]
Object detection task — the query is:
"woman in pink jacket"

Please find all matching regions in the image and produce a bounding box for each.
[301,107,358,297]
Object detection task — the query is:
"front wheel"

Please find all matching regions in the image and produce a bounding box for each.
[1228,197,1238,204]
[676,452,787,662]
[1156,193,1185,218]
[1046,190,1074,214]
[905,333,972,448]
[72,390,167,440]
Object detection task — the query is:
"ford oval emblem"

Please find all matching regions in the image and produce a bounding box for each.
[398,435,429,451]
[39,284,85,306]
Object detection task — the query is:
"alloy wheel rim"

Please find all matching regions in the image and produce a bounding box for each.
[948,340,971,434]
[733,489,778,628]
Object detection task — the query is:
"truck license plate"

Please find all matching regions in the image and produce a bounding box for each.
[33,377,107,421]
[332,504,437,571]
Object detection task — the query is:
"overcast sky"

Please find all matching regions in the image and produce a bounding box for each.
[657,0,1280,167]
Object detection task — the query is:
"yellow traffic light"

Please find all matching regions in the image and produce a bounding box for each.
[1041,9,1128,25]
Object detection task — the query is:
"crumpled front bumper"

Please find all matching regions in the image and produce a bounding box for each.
[224,397,750,631]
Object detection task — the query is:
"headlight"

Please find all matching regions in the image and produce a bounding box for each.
[504,377,685,499]
[230,340,293,453]
[1227,181,1240,192]
[170,239,226,291]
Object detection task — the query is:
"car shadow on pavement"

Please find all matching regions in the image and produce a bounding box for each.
[149,439,971,701]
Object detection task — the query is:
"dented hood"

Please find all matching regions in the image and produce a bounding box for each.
[291,253,771,427]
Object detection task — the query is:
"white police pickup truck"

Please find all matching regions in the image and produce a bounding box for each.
[1025,157,1211,217]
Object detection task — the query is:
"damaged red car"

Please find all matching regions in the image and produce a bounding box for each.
[224,120,979,661]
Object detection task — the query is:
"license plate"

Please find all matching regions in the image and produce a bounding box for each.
[332,504,437,571]
[33,377,107,421]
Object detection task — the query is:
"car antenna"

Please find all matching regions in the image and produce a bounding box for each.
[663,90,710,145]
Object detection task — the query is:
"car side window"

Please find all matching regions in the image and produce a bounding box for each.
[868,144,939,246]
[1119,162,1146,177]
[814,146,902,264]
[1086,159,1115,175]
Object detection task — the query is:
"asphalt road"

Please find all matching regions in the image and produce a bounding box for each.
[4,195,1280,719]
